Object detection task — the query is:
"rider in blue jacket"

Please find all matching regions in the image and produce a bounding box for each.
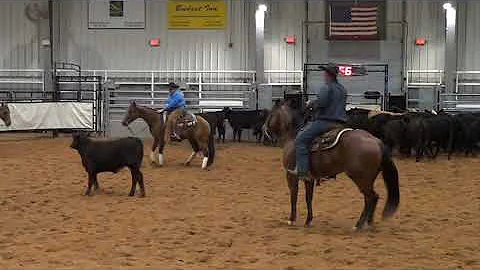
[158,82,186,114]
[158,82,187,140]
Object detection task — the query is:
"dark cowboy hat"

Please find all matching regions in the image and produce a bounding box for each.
[168,82,179,88]
[319,63,338,77]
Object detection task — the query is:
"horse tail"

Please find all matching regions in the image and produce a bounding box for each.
[206,125,216,166]
[380,143,400,219]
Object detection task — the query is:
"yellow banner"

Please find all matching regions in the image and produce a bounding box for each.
[168,1,226,29]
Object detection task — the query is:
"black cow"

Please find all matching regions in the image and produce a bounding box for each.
[197,110,227,143]
[224,107,269,142]
[382,118,408,154]
[418,114,455,160]
[70,132,145,197]
[346,108,371,130]
[451,112,480,155]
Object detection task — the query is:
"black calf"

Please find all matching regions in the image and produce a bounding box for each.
[224,107,269,142]
[70,133,145,197]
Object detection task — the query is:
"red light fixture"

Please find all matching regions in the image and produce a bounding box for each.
[149,38,160,47]
[415,37,426,46]
[285,35,296,44]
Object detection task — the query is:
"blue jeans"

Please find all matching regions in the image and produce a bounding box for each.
[295,120,337,177]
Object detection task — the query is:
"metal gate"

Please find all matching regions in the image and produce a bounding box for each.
[54,62,105,134]
[303,63,389,110]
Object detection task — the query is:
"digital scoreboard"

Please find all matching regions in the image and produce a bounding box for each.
[336,65,368,76]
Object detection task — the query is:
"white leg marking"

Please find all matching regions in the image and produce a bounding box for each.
[201,156,209,169]
[150,151,156,163]
[287,220,294,226]
[184,151,197,165]
[158,153,164,165]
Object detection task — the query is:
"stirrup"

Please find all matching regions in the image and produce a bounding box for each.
[287,168,311,179]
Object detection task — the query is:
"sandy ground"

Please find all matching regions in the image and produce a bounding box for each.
[0,134,478,268]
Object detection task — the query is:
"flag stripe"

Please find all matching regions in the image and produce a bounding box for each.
[352,17,377,21]
[331,21,377,26]
[331,26,377,31]
[330,31,378,36]
[351,7,378,12]
[351,12,377,16]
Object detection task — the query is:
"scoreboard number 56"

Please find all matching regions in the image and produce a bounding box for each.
[338,66,352,76]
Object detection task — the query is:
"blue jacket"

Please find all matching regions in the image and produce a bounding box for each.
[164,88,186,111]
[309,81,347,123]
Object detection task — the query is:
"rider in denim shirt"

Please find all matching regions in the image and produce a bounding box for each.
[288,63,348,180]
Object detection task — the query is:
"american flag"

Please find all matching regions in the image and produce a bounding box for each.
[328,3,379,40]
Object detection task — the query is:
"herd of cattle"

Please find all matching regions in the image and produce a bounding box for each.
[201,105,480,161]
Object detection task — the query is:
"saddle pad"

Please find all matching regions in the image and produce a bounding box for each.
[312,128,354,152]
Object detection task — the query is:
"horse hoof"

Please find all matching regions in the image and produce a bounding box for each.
[304,221,313,228]
[128,192,135,197]
[184,162,191,166]
[139,193,146,198]
[287,220,295,226]
[352,226,361,232]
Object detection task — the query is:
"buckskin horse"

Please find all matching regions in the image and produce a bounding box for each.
[121,101,215,169]
[263,100,400,230]
[0,103,12,127]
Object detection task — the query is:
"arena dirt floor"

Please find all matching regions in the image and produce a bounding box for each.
[0,133,478,268]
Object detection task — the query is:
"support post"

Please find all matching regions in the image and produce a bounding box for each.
[255,2,269,110]
[444,2,457,95]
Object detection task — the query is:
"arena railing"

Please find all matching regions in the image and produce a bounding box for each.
[0,69,45,99]
[406,70,444,110]
[76,69,303,113]
[439,71,480,112]
[264,70,303,86]
[74,70,256,126]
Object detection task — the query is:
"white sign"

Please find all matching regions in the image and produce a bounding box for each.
[88,0,145,29]
[0,103,94,131]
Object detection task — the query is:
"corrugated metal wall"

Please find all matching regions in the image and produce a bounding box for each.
[264,1,304,71]
[3,1,480,73]
[55,0,252,71]
[406,1,445,71]
[457,1,480,71]
[0,0,40,68]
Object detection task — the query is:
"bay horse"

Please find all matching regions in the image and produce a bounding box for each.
[263,100,400,230]
[0,103,12,127]
[121,101,215,169]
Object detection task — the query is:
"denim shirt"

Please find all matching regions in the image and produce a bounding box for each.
[309,81,347,123]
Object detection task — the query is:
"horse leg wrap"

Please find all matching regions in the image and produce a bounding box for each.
[158,153,164,165]
[185,151,196,165]
[201,156,209,169]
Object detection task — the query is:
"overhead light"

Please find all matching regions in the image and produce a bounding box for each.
[443,2,452,10]
[258,4,267,12]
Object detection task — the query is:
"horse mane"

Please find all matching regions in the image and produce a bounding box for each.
[134,104,158,114]
[277,99,307,134]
